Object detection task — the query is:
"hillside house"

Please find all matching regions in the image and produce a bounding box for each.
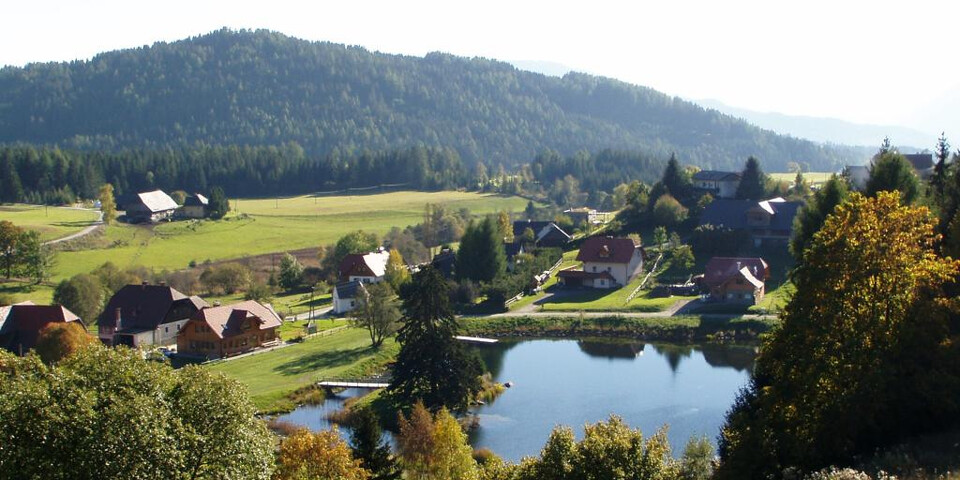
[504,242,525,272]
[558,236,644,289]
[338,248,390,283]
[700,257,770,304]
[176,300,282,359]
[332,280,366,314]
[563,207,599,226]
[98,283,208,347]
[692,171,742,199]
[431,247,457,279]
[512,220,572,248]
[122,190,179,223]
[180,193,209,219]
[699,197,802,247]
[0,302,85,356]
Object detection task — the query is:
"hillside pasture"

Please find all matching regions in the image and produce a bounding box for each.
[52,191,531,280]
[769,171,835,187]
[0,205,99,241]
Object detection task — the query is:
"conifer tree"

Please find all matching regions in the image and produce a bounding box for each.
[734,157,766,200]
[351,407,401,480]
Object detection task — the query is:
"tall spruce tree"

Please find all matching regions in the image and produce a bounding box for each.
[661,153,690,201]
[735,157,767,200]
[208,186,230,219]
[789,175,849,258]
[350,407,401,480]
[931,132,951,198]
[390,266,483,411]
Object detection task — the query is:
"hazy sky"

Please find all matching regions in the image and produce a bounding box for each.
[4,0,958,135]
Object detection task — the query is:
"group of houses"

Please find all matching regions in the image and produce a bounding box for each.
[118,189,211,223]
[2,282,283,360]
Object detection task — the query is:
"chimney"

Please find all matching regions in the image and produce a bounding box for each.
[159,281,166,286]
[213,301,221,307]
[115,308,122,330]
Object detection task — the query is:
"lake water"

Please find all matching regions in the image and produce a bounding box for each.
[274,338,754,461]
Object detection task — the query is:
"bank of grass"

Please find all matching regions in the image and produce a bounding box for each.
[51,191,531,280]
[206,327,398,413]
[750,280,795,313]
[460,314,778,342]
[0,281,55,305]
[539,271,698,312]
[0,204,99,242]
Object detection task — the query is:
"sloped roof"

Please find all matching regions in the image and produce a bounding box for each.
[700,198,802,231]
[577,237,640,264]
[334,280,365,300]
[135,190,179,213]
[737,267,765,289]
[184,193,209,206]
[98,284,202,330]
[703,257,769,288]
[0,303,83,354]
[193,300,282,339]
[693,170,741,182]
[904,153,934,171]
[504,242,524,258]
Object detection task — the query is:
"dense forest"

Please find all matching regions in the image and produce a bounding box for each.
[0,28,863,174]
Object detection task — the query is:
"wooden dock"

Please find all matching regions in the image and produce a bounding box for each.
[317,381,390,389]
[454,335,498,344]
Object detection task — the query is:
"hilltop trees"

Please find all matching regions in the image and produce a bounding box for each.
[735,156,767,200]
[0,345,275,480]
[718,192,960,477]
[866,152,920,204]
[390,266,483,411]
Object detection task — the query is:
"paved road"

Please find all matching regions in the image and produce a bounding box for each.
[286,306,334,321]
[43,208,104,246]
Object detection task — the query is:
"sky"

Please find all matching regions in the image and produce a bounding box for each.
[4,0,958,136]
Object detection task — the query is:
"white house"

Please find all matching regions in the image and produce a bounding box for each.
[692,171,741,199]
[332,280,367,314]
[558,237,644,289]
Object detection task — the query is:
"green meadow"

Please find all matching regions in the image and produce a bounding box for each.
[0,205,99,241]
[52,191,531,280]
[769,171,835,186]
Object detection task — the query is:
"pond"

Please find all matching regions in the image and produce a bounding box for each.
[273,338,755,461]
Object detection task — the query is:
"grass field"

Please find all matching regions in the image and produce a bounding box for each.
[205,289,333,319]
[51,191,531,280]
[207,327,397,412]
[0,205,99,242]
[769,171,835,186]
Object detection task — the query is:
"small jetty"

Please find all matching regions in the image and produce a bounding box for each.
[317,381,390,389]
[454,335,499,344]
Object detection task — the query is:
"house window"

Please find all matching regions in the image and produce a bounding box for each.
[164,327,168,333]
[592,266,597,272]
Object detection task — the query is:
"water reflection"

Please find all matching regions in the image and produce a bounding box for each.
[577,340,646,359]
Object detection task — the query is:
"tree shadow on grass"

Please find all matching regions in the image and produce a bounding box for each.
[274,345,373,376]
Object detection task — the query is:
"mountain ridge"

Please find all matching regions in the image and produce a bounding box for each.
[0,28,866,172]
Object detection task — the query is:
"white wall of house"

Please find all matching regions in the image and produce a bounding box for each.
[332,290,357,314]
[348,275,382,284]
[582,251,642,287]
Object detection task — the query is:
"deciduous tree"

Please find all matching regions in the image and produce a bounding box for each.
[456,218,506,284]
[52,273,104,325]
[353,282,401,348]
[208,186,230,219]
[0,220,23,278]
[652,194,688,228]
[718,192,960,478]
[33,322,95,364]
[99,183,117,224]
[275,428,370,480]
[789,175,849,258]
[278,252,304,290]
[397,402,479,480]
[384,248,410,292]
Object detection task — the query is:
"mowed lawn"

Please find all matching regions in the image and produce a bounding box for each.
[0,205,99,242]
[207,327,397,411]
[53,191,531,280]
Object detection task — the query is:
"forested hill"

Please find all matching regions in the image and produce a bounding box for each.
[0,28,859,171]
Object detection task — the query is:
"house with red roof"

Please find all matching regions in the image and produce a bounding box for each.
[700,257,770,304]
[558,236,644,289]
[338,248,390,284]
[176,300,282,359]
[0,301,85,355]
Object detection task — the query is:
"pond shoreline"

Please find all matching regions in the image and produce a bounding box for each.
[459,314,777,344]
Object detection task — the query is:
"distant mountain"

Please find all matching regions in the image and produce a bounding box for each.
[0,28,864,172]
[697,99,936,150]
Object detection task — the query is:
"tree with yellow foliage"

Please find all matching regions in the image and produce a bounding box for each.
[397,402,479,480]
[274,427,370,480]
[718,192,960,478]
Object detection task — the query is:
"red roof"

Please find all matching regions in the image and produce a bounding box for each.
[192,300,282,339]
[703,257,769,288]
[0,303,84,354]
[577,237,641,264]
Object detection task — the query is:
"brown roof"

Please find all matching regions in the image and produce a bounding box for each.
[338,250,389,280]
[0,303,84,354]
[577,237,640,264]
[703,257,769,288]
[192,300,282,339]
[99,284,208,330]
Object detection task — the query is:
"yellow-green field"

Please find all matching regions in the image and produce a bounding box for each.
[769,171,835,186]
[0,205,99,241]
[52,191,531,280]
